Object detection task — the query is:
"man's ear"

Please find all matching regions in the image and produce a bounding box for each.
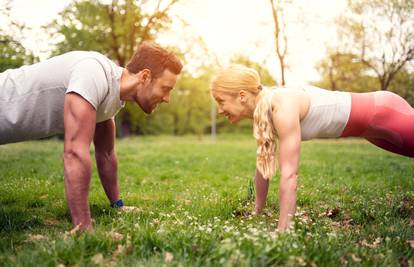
[137,69,152,84]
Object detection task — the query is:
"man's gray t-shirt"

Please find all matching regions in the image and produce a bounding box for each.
[0,51,124,144]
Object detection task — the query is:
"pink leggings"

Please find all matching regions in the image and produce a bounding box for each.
[341,91,414,157]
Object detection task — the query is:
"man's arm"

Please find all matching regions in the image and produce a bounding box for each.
[272,97,301,232]
[93,118,120,204]
[63,93,96,231]
[255,168,269,214]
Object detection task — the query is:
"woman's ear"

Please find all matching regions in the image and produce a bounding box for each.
[239,90,247,103]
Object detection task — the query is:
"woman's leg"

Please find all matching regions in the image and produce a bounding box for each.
[342,91,414,157]
[364,91,414,157]
[365,137,414,157]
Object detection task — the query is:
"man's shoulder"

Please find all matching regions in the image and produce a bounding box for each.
[68,51,118,75]
[58,51,113,66]
[62,50,105,58]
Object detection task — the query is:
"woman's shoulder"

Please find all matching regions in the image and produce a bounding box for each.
[266,86,310,117]
[265,85,307,99]
[266,90,291,105]
[265,85,307,93]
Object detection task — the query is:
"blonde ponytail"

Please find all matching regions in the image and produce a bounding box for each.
[253,88,277,179]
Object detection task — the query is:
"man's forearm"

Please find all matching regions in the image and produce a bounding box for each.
[95,150,119,204]
[277,174,297,231]
[255,169,269,213]
[64,149,92,229]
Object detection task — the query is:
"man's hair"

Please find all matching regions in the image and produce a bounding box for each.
[126,42,183,78]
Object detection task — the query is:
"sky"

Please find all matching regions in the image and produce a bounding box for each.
[2,0,347,84]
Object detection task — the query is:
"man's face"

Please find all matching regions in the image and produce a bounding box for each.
[138,69,178,114]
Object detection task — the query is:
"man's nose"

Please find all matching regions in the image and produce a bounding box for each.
[218,106,224,114]
[162,94,170,103]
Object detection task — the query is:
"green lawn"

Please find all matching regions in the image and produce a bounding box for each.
[0,135,413,266]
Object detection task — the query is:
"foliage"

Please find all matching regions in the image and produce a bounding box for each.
[388,69,414,106]
[314,50,414,106]
[336,0,414,90]
[314,51,378,92]
[0,35,37,72]
[48,0,178,67]
[0,1,37,72]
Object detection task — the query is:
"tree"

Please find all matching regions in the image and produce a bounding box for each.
[314,50,377,92]
[315,50,414,107]
[48,0,179,66]
[337,0,414,90]
[269,0,289,86]
[387,68,414,106]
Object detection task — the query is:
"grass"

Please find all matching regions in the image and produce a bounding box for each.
[0,135,413,266]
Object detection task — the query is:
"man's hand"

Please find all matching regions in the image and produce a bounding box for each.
[63,93,96,230]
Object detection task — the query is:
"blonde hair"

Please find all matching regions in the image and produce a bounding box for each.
[211,64,261,95]
[211,65,277,179]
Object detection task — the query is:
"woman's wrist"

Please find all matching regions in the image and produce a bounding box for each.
[255,202,264,213]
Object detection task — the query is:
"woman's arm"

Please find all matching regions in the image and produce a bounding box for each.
[255,168,269,214]
[272,96,302,232]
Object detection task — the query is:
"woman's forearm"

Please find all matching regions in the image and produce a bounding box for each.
[255,169,269,213]
[277,174,298,231]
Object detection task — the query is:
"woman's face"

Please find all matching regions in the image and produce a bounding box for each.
[213,90,246,123]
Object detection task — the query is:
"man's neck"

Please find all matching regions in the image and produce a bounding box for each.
[119,68,139,101]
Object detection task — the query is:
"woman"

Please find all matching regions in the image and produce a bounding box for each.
[211,64,414,232]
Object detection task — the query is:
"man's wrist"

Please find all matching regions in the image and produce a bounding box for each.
[110,199,124,208]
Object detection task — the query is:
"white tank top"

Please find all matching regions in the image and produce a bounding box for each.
[270,85,351,140]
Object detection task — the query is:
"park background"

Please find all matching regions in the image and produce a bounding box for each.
[0,0,413,266]
[2,0,414,137]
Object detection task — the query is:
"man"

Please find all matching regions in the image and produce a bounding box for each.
[0,42,183,231]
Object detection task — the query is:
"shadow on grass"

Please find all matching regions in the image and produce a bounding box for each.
[0,202,121,235]
[0,208,43,233]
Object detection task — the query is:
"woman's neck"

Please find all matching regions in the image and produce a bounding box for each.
[245,91,261,119]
